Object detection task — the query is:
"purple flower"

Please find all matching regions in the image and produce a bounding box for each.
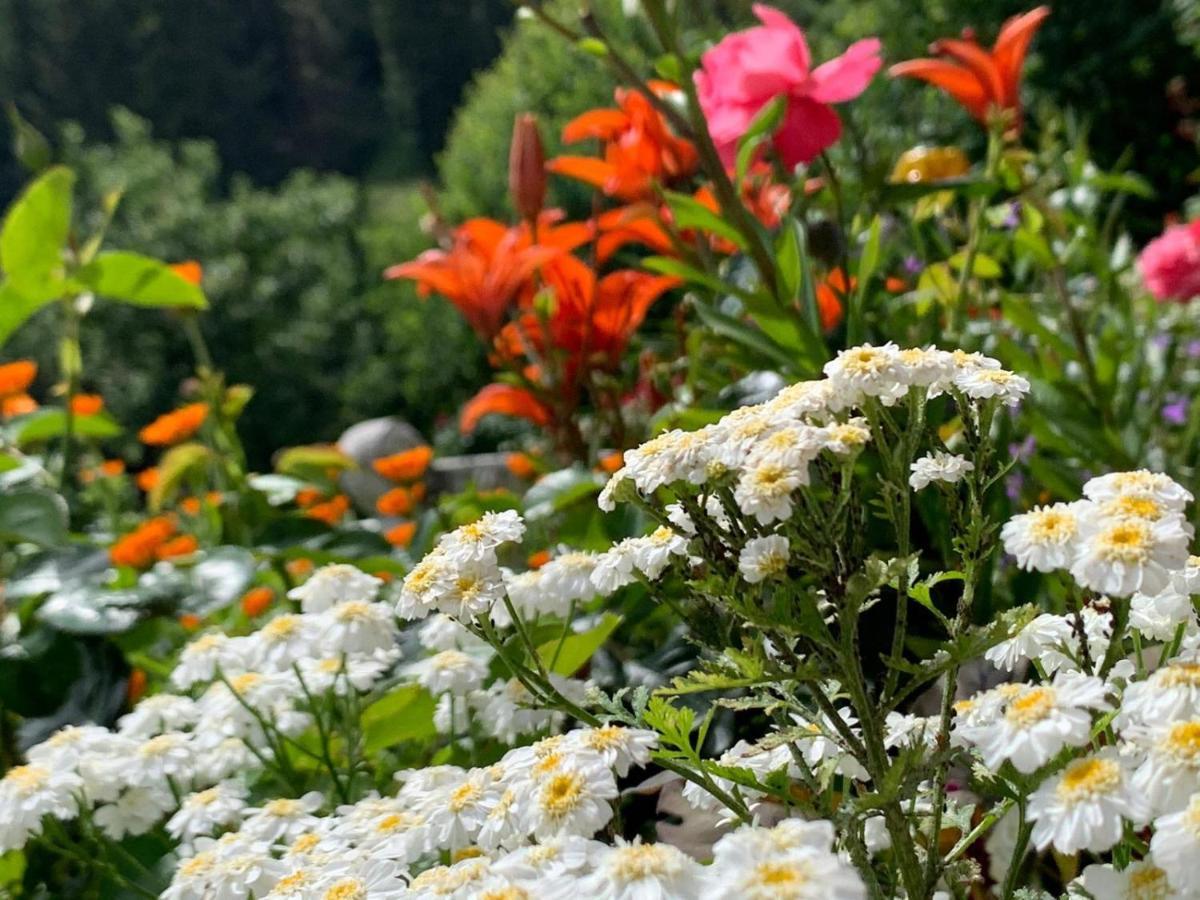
[1163,395,1189,426]
[903,255,924,275]
[1151,333,1173,352]
[1187,339,1200,359]
[1002,201,1021,229]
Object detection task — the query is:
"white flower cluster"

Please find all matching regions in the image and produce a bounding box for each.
[1002,470,1194,597]
[0,564,400,855]
[161,768,863,900]
[954,567,1200,892]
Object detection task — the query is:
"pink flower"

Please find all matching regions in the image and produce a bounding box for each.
[1138,221,1200,302]
[695,5,882,169]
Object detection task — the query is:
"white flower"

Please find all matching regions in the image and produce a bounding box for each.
[1001,502,1084,573]
[492,834,595,881]
[246,613,321,671]
[985,610,1109,675]
[580,839,706,900]
[591,542,640,594]
[598,466,631,512]
[909,452,973,491]
[1084,470,1194,512]
[566,726,658,777]
[412,649,490,695]
[239,793,325,843]
[823,343,901,399]
[666,502,696,535]
[297,650,397,695]
[1131,589,1197,641]
[317,599,398,656]
[168,781,249,847]
[128,731,196,787]
[1073,857,1178,900]
[26,724,121,770]
[1118,661,1200,731]
[407,857,494,898]
[738,535,790,584]
[437,510,526,564]
[817,419,872,455]
[310,859,409,900]
[419,768,499,850]
[287,564,383,613]
[884,713,938,752]
[952,367,1030,406]
[418,613,483,652]
[1172,554,1200,595]
[629,526,690,579]
[1129,719,1200,816]
[171,632,249,689]
[194,738,258,784]
[523,757,619,841]
[734,460,805,525]
[94,785,174,839]
[1149,793,1200,893]
[116,693,198,738]
[956,672,1110,774]
[0,765,83,852]
[351,807,432,864]
[1028,751,1147,854]
[623,428,712,494]
[895,346,954,388]
[1071,513,1192,597]
[706,819,866,900]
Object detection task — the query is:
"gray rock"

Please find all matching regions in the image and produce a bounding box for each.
[337,417,427,513]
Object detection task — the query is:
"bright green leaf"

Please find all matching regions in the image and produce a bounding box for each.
[537,613,622,676]
[361,684,437,753]
[662,190,747,250]
[13,407,123,446]
[948,251,1002,279]
[76,251,207,309]
[0,166,73,297]
[0,280,54,347]
[274,444,356,477]
[150,442,212,511]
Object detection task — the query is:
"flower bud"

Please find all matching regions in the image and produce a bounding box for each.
[509,113,546,223]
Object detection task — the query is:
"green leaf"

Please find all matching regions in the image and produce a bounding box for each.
[361,684,437,753]
[880,176,994,204]
[7,103,52,173]
[13,407,123,446]
[849,216,882,344]
[0,166,73,297]
[734,95,785,184]
[149,442,212,511]
[0,850,25,891]
[692,300,797,371]
[948,251,1002,278]
[537,613,622,676]
[76,251,207,309]
[275,444,356,477]
[641,256,757,303]
[0,280,54,346]
[662,190,747,251]
[0,488,68,547]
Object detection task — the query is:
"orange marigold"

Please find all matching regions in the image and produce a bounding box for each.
[376,486,415,517]
[139,403,209,446]
[109,516,177,568]
[305,494,350,526]
[286,557,315,579]
[170,260,204,285]
[70,394,105,416]
[295,487,325,509]
[126,668,148,704]
[506,452,539,480]
[156,534,199,561]
[135,468,160,492]
[527,549,551,569]
[372,446,433,482]
[240,586,274,618]
[1,393,37,418]
[597,451,624,474]
[0,360,36,396]
[178,613,202,631]
[385,521,417,548]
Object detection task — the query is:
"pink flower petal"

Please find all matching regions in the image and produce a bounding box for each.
[773,96,842,168]
[807,38,883,104]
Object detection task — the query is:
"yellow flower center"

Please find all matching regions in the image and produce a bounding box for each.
[754,859,811,888]
[1095,522,1151,564]
[540,772,586,818]
[262,615,301,639]
[333,601,371,622]
[532,751,565,778]
[264,798,303,817]
[272,870,313,892]
[1056,757,1121,804]
[449,781,483,812]
[289,833,321,855]
[843,348,888,376]
[139,734,178,757]
[1162,721,1200,763]
[192,788,219,807]
[587,725,625,751]
[452,846,486,862]
[5,765,47,793]
[1127,864,1170,900]
[1028,509,1076,543]
[828,424,869,447]
[481,888,529,900]
[321,878,366,900]
[1103,495,1164,521]
[229,672,261,694]
[610,844,678,883]
[177,853,215,878]
[1158,663,1200,688]
[375,812,419,833]
[1005,687,1056,727]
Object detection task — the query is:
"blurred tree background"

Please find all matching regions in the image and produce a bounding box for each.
[1,0,1198,464]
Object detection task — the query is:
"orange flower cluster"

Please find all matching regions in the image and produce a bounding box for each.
[240,586,274,618]
[80,459,127,484]
[304,494,350,526]
[180,492,223,515]
[109,517,197,568]
[377,483,426,517]
[373,446,433,482]
[139,403,209,446]
[0,360,38,419]
[385,521,417,548]
[70,394,105,416]
[135,468,160,492]
[548,84,698,202]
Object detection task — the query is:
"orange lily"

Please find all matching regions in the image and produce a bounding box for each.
[460,383,552,434]
[889,7,1049,134]
[548,86,699,202]
[385,212,590,341]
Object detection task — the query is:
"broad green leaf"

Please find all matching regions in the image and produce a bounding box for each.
[948,251,1002,278]
[662,190,747,250]
[692,300,797,371]
[0,488,68,547]
[149,442,212,511]
[76,251,207,309]
[641,256,757,303]
[0,281,53,346]
[0,850,25,891]
[7,103,51,173]
[275,444,356,477]
[361,684,437,753]
[0,452,21,473]
[13,407,123,446]
[538,613,622,675]
[0,166,73,297]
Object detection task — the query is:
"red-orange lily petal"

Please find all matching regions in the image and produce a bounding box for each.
[562,108,631,143]
[460,384,552,434]
[890,6,1049,131]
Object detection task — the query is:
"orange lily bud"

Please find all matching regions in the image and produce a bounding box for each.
[509,113,547,223]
